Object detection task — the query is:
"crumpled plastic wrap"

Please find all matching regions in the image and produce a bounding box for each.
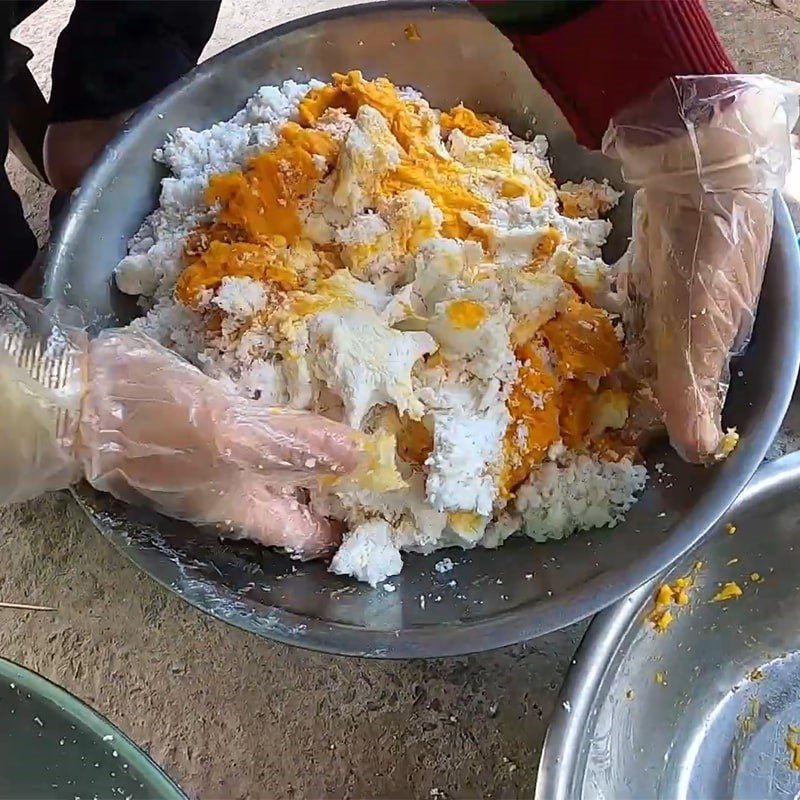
[0,288,365,557]
[603,75,800,463]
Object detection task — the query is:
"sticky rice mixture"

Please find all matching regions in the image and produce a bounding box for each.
[116,71,648,587]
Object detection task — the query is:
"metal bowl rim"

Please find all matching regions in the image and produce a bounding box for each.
[534,450,800,800]
[46,1,800,658]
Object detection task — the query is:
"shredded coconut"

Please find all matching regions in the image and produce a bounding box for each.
[212,277,268,320]
[426,406,510,516]
[515,455,648,542]
[329,520,402,587]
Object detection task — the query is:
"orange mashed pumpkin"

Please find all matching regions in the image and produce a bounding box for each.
[205,123,338,245]
[542,292,623,380]
[501,341,560,494]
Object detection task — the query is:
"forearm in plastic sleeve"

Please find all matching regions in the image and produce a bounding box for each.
[604,76,799,350]
[0,288,87,504]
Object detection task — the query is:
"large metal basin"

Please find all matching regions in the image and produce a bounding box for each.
[44,1,800,657]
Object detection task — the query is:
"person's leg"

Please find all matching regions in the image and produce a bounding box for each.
[45,0,221,193]
[0,6,39,286]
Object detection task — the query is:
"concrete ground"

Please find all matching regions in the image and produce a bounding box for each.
[2,1,799,798]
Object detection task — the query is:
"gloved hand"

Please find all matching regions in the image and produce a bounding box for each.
[0,288,364,557]
[602,75,800,463]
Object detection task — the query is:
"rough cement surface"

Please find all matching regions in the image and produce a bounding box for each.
[1,2,799,798]
[0,494,582,799]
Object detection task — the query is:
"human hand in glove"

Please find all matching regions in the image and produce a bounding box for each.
[0,288,364,557]
[604,76,799,462]
[471,0,799,462]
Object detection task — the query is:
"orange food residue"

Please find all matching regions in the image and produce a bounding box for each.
[500,341,560,493]
[300,71,432,154]
[455,136,513,171]
[298,72,489,239]
[446,299,487,330]
[448,511,485,540]
[439,104,495,138]
[788,730,800,771]
[646,571,695,633]
[589,433,639,463]
[176,241,300,306]
[557,186,616,220]
[559,196,583,219]
[541,293,623,380]
[296,83,345,126]
[558,379,594,449]
[380,157,487,240]
[206,123,337,243]
[499,323,636,491]
[528,227,561,272]
[711,582,743,603]
[183,221,246,258]
[403,23,422,41]
[395,414,433,467]
[740,697,760,735]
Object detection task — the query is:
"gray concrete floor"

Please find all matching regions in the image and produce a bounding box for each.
[1,1,799,798]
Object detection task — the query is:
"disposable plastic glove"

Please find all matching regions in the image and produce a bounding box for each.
[603,75,800,463]
[0,288,364,557]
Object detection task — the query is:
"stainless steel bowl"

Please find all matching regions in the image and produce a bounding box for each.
[537,451,800,800]
[44,1,800,657]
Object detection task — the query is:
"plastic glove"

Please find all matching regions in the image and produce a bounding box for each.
[0,288,364,557]
[603,75,800,463]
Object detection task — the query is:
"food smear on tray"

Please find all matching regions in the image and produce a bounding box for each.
[115,70,655,586]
